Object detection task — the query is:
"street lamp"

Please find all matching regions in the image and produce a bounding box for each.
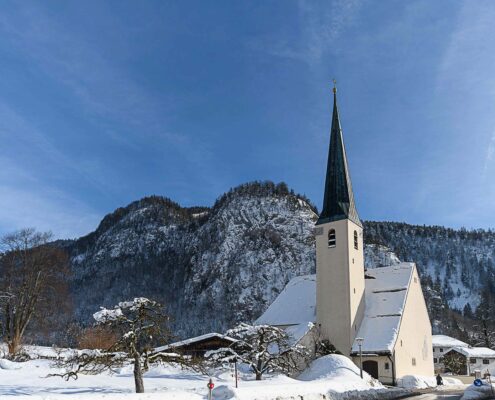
[356,337,364,379]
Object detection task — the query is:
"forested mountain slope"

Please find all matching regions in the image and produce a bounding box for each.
[365,221,495,343]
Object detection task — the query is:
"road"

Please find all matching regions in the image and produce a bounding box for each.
[407,391,465,400]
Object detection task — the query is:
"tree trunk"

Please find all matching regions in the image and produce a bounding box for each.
[255,371,262,380]
[133,354,145,393]
[143,351,149,371]
[8,334,21,357]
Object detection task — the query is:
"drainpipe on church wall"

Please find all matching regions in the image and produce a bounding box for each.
[387,354,396,386]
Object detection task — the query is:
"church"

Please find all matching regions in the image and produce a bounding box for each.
[256,85,434,385]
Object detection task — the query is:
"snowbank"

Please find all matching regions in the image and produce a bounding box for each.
[462,382,495,400]
[298,354,382,388]
[444,377,464,386]
[396,375,437,389]
[0,358,22,370]
[212,355,394,400]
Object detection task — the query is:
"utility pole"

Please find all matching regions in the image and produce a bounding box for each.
[234,358,238,388]
[487,371,494,398]
[356,337,364,379]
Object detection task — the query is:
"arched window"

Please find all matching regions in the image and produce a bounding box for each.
[354,230,358,250]
[328,229,336,247]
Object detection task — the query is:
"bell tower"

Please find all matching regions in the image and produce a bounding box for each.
[315,82,365,356]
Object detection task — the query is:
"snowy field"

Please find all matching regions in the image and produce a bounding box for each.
[0,353,410,400]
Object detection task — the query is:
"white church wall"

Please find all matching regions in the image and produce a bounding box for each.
[352,355,394,385]
[393,266,434,379]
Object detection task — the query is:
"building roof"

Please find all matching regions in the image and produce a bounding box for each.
[255,263,416,355]
[351,263,415,355]
[432,335,469,348]
[154,332,236,353]
[255,275,316,326]
[446,347,495,359]
[317,89,361,227]
[285,322,315,346]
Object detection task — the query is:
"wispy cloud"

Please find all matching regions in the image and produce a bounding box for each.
[248,0,361,65]
[484,131,495,176]
[0,2,226,236]
[0,157,100,239]
[435,1,495,180]
[437,1,495,90]
[0,3,215,163]
[0,101,111,194]
[0,5,160,136]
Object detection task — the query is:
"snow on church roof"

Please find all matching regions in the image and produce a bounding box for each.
[255,263,415,355]
[255,275,316,326]
[351,263,415,355]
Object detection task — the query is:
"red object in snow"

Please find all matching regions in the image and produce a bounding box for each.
[207,379,214,389]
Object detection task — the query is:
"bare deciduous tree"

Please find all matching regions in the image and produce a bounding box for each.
[207,323,311,380]
[0,228,70,356]
[52,298,173,393]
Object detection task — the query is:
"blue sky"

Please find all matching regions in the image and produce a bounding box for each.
[1,0,495,239]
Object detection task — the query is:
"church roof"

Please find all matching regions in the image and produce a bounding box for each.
[255,263,415,356]
[317,88,361,227]
[255,275,316,326]
[351,263,414,355]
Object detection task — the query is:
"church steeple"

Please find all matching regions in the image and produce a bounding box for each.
[317,83,361,227]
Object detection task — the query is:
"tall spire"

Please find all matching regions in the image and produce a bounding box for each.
[317,82,361,226]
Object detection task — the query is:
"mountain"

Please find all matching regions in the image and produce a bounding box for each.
[53,182,494,344]
[65,182,318,338]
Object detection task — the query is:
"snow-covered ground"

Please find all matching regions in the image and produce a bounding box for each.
[0,353,409,400]
[461,380,495,400]
[397,374,464,390]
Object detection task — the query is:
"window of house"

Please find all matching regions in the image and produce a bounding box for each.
[414,277,418,283]
[439,357,443,363]
[434,358,438,363]
[470,358,477,364]
[400,340,403,347]
[385,362,390,370]
[440,348,443,352]
[354,230,358,250]
[483,359,490,365]
[328,229,336,247]
[412,357,416,366]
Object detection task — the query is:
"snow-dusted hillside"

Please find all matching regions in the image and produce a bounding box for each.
[66,182,322,338]
[42,182,493,344]
[365,222,495,313]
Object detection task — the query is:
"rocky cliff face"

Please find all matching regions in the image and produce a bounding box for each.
[65,182,321,338]
[60,182,495,342]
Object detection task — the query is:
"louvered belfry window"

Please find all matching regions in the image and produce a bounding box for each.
[354,230,358,250]
[328,229,336,247]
